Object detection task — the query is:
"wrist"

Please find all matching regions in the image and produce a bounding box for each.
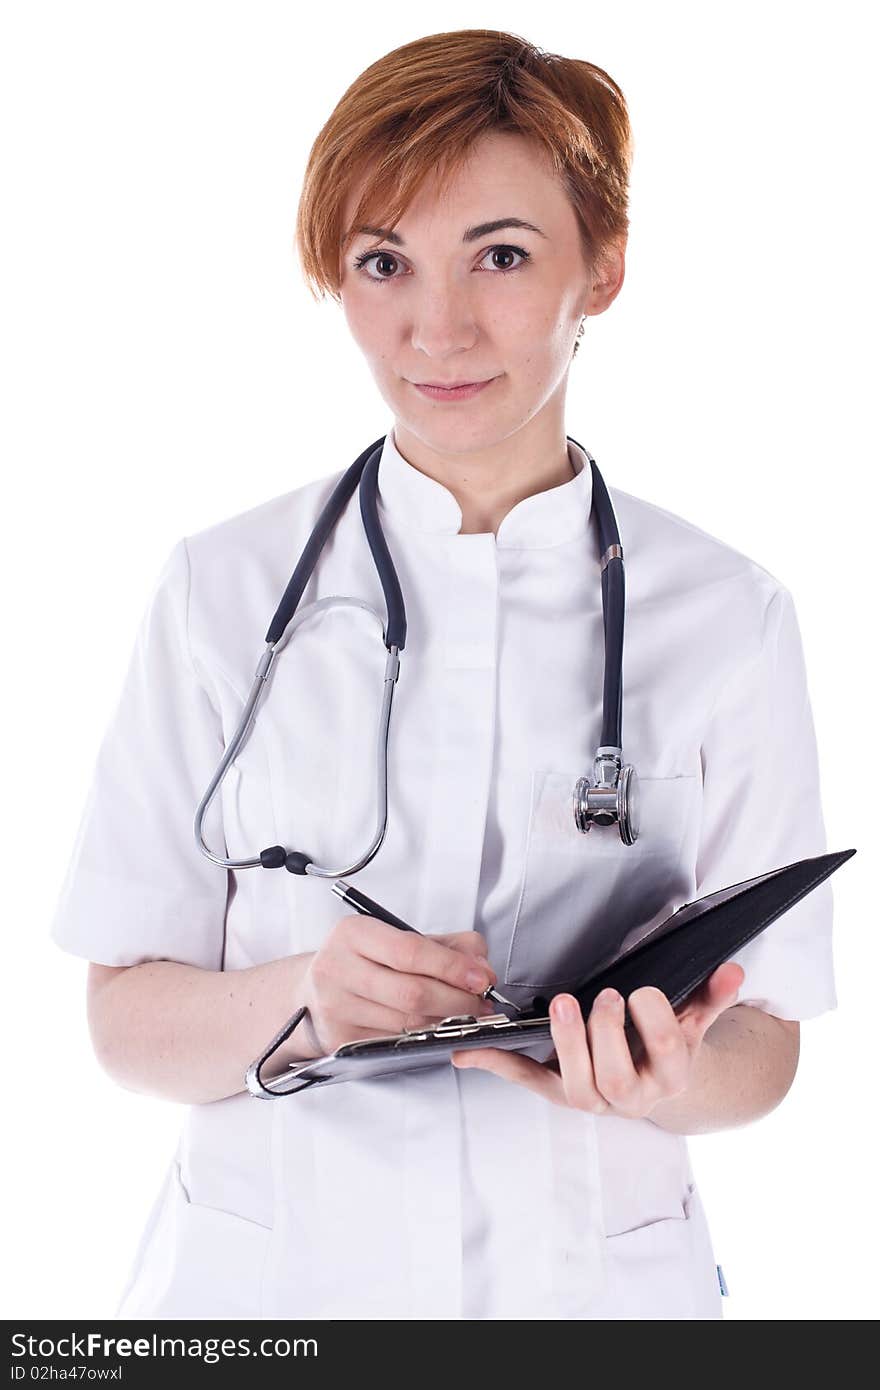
[258,952,322,1069]
[291,956,328,1061]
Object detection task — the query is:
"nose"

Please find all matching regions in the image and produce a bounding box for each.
[409,282,480,360]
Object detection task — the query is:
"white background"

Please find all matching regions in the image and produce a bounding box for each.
[2,1,876,1321]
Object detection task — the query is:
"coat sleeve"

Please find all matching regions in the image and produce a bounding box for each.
[49,538,231,969]
[694,582,837,1020]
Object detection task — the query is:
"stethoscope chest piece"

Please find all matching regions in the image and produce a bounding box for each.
[572,751,640,845]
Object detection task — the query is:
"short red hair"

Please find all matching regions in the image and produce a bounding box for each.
[295,29,633,304]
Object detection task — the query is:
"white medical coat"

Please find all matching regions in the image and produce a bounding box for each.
[51,428,837,1319]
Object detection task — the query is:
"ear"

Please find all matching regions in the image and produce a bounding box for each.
[584,238,627,318]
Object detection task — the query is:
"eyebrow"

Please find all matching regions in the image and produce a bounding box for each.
[351,217,548,247]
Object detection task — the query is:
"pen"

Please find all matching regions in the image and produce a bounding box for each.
[330,878,521,1015]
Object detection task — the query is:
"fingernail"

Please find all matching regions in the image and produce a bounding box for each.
[466,968,489,991]
[554,995,578,1022]
[597,988,622,1008]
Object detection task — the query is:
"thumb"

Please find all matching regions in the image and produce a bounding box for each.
[678,962,744,1047]
[707,961,745,1011]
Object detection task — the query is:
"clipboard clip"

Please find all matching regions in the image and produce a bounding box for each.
[397,1013,521,1042]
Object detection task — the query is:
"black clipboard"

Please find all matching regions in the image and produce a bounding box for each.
[247,848,855,1097]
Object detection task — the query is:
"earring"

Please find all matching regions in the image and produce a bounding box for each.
[572,316,586,358]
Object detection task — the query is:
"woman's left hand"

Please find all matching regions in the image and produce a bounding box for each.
[451,962,745,1118]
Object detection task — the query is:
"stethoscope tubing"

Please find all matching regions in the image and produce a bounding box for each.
[194,433,628,876]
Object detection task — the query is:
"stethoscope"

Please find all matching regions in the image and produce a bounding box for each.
[194,433,640,881]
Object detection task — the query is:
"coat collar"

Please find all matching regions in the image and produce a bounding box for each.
[376,427,594,550]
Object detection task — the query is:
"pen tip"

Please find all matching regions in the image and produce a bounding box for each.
[486,985,521,1014]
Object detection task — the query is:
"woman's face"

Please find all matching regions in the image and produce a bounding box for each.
[338,130,624,456]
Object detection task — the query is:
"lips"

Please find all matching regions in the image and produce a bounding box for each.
[412,377,498,402]
[417,379,490,389]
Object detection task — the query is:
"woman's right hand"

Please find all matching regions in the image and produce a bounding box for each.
[298,916,499,1056]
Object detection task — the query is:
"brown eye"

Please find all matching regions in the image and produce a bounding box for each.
[353,250,402,281]
[478,245,530,273]
[372,253,398,278]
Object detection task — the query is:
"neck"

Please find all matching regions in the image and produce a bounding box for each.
[391,417,576,536]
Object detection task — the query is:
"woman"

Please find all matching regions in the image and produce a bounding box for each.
[51,30,835,1320]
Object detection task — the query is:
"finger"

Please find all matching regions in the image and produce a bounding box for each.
[676,963,744,1044]
[309,991,420,1049]
[705,962,744,1010]
[548,995,609,1113]
[308,971,497,1052]
[451,1046,566,1103]
[320,944,497,1028]
[682,962,744,1014]
[587,988,642,1112]
[436,930,491,961]
[343,916,497,996]
[305,984,430,1053]
[626,986,689,1096]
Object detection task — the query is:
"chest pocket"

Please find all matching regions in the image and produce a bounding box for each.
[503,770,697,992]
